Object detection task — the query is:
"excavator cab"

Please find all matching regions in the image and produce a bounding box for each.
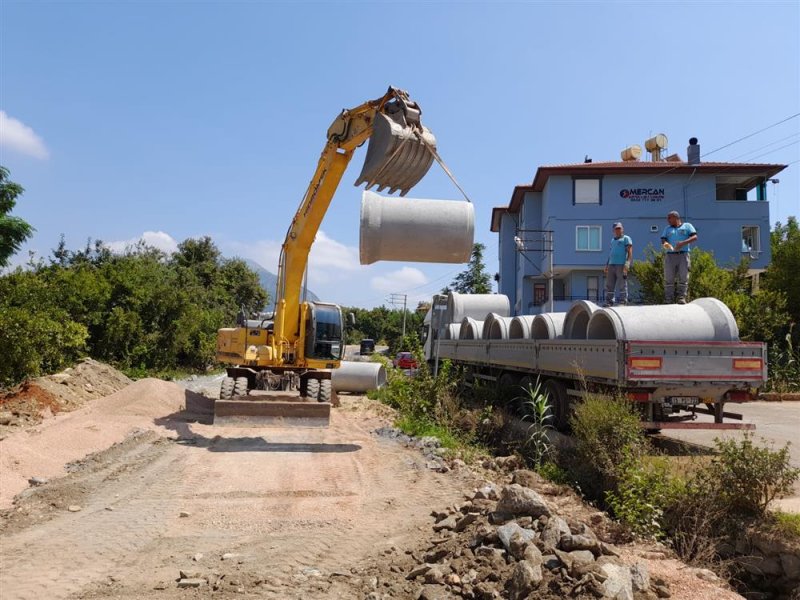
[304,302,344,363]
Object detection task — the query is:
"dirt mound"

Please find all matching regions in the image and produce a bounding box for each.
[0,358,132,432]
[0,378,191,509]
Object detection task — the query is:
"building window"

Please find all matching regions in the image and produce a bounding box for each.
[533,283,547,306]
[741,226,761,254]
[587,276,599,302]
[576,225,602,251]
[574,178,601,204]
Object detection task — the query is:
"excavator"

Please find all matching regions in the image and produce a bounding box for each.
[214,87,437,425]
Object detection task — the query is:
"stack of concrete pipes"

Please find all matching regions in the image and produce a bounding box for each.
[446,294,739,342]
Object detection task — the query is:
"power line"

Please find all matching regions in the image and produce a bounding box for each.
[701,112,800,158]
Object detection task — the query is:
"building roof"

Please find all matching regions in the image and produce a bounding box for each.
[504,161,787,214]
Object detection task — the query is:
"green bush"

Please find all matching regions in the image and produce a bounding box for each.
[569,395,648,493]
[705,433,799,517]
[606,454,682,539]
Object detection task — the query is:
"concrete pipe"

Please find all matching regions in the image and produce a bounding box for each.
[459,317,484,340]
[563,300,600,339]
[443,323,461,340]
[509,315,536,339]
[331,361,387,393]
[359,191,474,265]
[532,312,567,339]
[447,292,510,325]
[483,313,514,340]
[586,298,740,342]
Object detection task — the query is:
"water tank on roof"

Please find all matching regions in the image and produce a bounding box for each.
[620,145,642,162]
[645,134,668,151]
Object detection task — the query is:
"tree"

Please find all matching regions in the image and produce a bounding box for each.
[765,217,800,325]
[445,242,492,294]
[0,166,35,268]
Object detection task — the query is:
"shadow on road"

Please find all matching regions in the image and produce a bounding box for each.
[151,390,361,454]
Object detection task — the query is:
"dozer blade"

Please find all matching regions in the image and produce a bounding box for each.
[355,111,436,197]
[214,393,331,428]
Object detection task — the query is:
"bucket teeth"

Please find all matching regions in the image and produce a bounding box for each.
[355,112,436,197]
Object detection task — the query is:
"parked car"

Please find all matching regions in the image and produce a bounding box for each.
[360,339,376,355]
[393,352,418,370]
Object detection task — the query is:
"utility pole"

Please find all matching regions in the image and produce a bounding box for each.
[388,293,408,339]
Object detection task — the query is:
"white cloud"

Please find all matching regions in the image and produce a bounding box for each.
[370,266,428,294]
[0,111,49,159]
[105,231,179,254]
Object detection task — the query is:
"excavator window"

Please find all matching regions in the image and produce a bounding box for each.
[305,304,344,361]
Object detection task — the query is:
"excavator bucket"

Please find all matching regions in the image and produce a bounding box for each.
[355,110,437,197]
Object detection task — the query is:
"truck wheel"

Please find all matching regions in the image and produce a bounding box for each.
[233,377,249,397]
[319,379,332,403]
[306,378,320,401]
[543,379,570,432]
[220,377,235,400]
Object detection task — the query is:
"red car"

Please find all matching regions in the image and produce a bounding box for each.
[393,352,418,370]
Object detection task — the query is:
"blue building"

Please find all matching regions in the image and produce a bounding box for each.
[491,140,787,315]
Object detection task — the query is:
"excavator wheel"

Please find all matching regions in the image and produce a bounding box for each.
[233,377,249,397]
[306,378,320,401]
[319,379,332,403]
[220,377,235,400]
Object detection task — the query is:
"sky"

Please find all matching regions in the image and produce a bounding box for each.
[2,0,798,308]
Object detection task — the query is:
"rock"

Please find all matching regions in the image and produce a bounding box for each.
[693,568,719,583]
[600,542,621,557]
[653,584,671,598]
[475,546,505,560]
[221,553,241,561]
[67,505,82,512]
[488,511,514,525]
[179,511,191,518]
[496,485,551,518]
[470,498,497,513]
[508,560,543,599]
[179,569,201,579]
[568,550,596,576]
[589,511,605,525]
[0,412,15,426]
[424,567,445,584]
[496,522,536,555]
[541,516,571,552]
[509,531,537,561]
[599,563,633,600]
[495,455,523,470]
[780,552,800,579]
[474,581,497,599]
[542,554,560,570]
[474,484,499,501]
[640,551,667,560]
[560,532,600,554]
[193,553,203,561]
[28,477,48,486]
[406,564,432,580]
[433,514,458,531]
[516,516,533,528]
[153,581,168,590]
[177,578,205,588]
[456,513,480,532]
[523,544,543,567]
[446,573,461,586]
[630,563,649,593]
[511,470,542,488]
[423,548,450,563]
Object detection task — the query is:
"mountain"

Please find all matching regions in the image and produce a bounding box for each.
[241,258,319,309]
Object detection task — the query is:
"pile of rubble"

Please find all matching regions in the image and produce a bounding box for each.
[352,470,674,600]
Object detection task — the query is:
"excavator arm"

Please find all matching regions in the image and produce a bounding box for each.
[272,87,436,366]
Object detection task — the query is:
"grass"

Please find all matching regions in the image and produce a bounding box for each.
[395,413,461,449]
[770,511,800,539]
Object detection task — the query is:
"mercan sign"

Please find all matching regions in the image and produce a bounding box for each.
[619,188,665,202]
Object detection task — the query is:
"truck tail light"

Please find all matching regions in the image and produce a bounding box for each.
[733,358,762,371]
[629,357,663,370]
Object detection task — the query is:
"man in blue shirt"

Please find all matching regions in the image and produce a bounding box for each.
[660,210,698,304]
[604,222,633,306]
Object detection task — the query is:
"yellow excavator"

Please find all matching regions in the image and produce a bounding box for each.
[214,87,437,425]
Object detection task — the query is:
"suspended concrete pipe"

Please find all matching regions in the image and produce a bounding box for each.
[331,361,387,393]
[562,300,601,339]
[509,315,536,339]
[532,312,567,340]
[459,317,484,340]
[483,313,514,340]
[447,292,510,325]
[359,191,474,265]
[586,298,739,342]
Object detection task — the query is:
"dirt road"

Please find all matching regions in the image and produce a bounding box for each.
[0,385,472,599]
